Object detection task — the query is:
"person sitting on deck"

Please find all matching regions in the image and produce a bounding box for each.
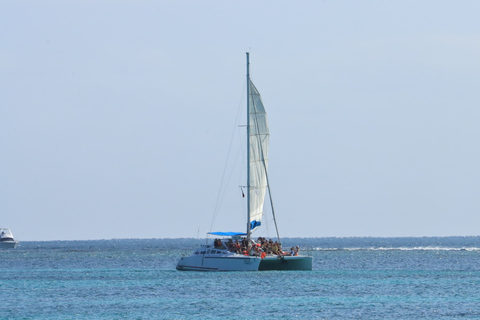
[261,241,268,253]
[264,241,272,254]
[250,244,261,256]
[272,241,282,255]
[239,238,244,250]
[227,239,234,251]
[214,239,223,249]
[234,240,241,253]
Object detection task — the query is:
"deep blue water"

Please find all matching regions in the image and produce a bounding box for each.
[2,237,480,319]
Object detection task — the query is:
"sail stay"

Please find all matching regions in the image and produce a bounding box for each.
[248,79,269,232]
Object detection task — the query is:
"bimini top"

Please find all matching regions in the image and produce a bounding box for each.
[208,232,247,237]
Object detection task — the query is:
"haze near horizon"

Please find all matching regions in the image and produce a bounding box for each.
[1,1,479,241]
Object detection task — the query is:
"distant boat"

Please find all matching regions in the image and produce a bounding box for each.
[176,53,312,271]
[0,228,18,249]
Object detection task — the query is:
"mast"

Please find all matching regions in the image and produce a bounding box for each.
[246,52,251,242]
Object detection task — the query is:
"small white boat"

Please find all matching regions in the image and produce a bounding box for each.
[0,228,18,249]
[176,53,312,271]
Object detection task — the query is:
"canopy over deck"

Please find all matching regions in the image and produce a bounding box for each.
[208,232,247,237]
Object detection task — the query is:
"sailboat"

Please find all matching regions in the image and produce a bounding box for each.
[176,53,312,271]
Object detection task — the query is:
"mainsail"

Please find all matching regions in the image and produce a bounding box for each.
[248,79,269,232]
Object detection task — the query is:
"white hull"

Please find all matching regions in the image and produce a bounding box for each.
[177,252,261,272]
[0,241,17,249]
[177,252,312,271]
[176,243,312,271]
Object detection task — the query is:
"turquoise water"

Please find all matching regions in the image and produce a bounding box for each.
[2,237,480,319]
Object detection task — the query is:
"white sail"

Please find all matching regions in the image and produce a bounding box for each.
[248,79,269,232]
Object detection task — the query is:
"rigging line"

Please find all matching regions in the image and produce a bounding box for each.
[209,81,246,233]
[216,136,245,221]
[237,123,247,192]
[235,116,248,217]
[250,85,281,243]
[262,157,280,243]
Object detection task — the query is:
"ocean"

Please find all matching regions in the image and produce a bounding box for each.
[2,237,480,319]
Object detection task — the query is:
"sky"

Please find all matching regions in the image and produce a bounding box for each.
[1,1,479,241]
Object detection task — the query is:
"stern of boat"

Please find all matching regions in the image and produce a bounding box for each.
[258,255,312,271]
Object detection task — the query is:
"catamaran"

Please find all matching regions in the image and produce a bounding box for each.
[176,53,312,271]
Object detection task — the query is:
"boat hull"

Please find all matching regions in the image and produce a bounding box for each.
[177,255,261,271]
[0,241,17,249]
[258,255,312,271]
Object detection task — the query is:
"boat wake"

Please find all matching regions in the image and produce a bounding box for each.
[311,247,480,252]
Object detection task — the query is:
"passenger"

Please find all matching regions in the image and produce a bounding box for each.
[273,241,280,255]
[255,245,261,256]
[262,241,268,253]
[290,247,295,256]
[234,240,241,253]
[295,246,300,256]
[227,239,234,251]
[242,238,248,250]
[215,239,225,249]
[267,242,273,255]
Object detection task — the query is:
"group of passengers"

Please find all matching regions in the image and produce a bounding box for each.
[213,237,300,257]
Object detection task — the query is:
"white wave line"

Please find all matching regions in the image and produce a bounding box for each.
[311,247,480,252]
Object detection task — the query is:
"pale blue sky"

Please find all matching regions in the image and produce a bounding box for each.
[1,1,479,240]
